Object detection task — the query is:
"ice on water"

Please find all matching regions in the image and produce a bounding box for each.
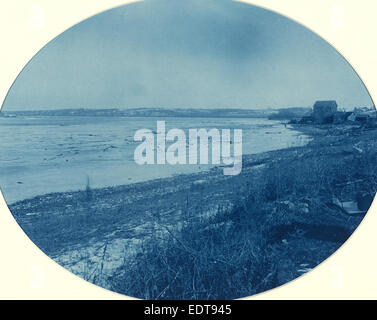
[0,116,309,203]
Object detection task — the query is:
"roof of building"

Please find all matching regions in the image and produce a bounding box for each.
[313,100,338,108]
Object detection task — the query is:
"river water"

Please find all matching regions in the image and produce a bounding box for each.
[0,116,309,203]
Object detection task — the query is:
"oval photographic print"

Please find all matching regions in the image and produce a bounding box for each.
[1,0,376,299]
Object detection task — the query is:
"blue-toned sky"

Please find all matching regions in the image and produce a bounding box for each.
[2,0,373,110]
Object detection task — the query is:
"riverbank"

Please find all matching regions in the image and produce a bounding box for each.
[8,123,377,299]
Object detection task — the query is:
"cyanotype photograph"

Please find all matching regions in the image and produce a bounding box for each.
[0,0,376,299]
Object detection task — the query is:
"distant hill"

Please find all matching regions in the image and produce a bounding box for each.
[0,107,277,118]
[268,107,312,120]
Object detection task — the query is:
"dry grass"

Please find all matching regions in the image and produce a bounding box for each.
[109,126,377,299]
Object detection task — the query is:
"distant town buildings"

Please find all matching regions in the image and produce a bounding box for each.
[348,107,377,123]
[289,101,376,126]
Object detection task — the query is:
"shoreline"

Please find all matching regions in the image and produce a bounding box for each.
[7,121,309,206]
[8,123,326,256]
[8,122,377,298]
[8,126,313,277]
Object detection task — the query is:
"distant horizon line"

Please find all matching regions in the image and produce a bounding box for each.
[2,104,374,113]
[1,105,308,111]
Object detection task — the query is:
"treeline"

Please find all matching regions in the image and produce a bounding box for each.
[1,107,274,118]
[268,107,312,120]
